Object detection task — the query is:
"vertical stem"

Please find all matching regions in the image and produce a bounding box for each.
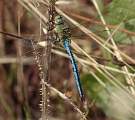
[41,0,56,119]
[0,0,5,56]
[16,4,24,117]
[16,0,23,100]
[92,0,135,95]
[16,1,31,119]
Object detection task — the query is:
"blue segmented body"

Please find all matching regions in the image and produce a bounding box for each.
[54,15,84,101]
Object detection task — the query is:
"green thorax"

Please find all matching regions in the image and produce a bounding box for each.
[54,15,71,43]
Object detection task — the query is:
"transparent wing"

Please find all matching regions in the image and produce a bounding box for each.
[0,31,45,57]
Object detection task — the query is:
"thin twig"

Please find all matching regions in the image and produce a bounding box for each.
[69,13,135,36]
[41,81,87,120]
[91,0,135,95]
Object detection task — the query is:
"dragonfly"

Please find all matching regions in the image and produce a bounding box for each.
[54,14,85,101]
[44,1,85,101]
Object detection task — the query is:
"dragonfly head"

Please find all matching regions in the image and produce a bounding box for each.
[55,15,64,25]
[49,0,57,4]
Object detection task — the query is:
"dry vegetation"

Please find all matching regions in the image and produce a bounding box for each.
[0,0,135,120]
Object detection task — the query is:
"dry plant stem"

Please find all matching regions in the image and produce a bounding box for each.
[53,50,135,77]
[41,81,87,120]
[0,51,134,77]
[0,57,33,64]
[16,2,24,109]
[31,39,50,120]
[69,13,135,36]
[16,2,31,118]
[80,61,135,116]
[18,0,47,23]
[0,45,134,77]
[91,0,135,95]
[42,41,52,120]
[39,0,56,119]
[0,0,5,55]
[78,53,135,116]
[40,80,49,120]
